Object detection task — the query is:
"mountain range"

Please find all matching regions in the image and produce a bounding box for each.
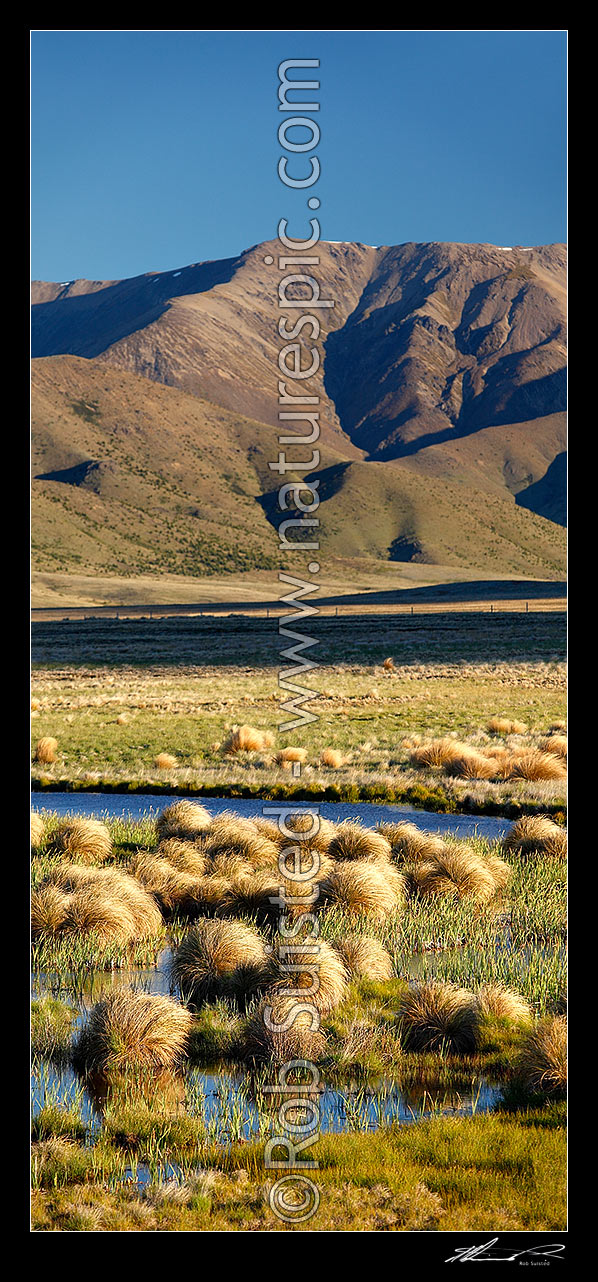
[31,239,566,596]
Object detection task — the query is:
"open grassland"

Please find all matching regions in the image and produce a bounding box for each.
[31,804,566,1232]
[32,611,566,814]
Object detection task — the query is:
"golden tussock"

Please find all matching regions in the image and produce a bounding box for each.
[333,934,394,982]
[275,746,308,767]
[476,984,532,1025]
[382,657,395,671]
[264,938,348,1015]
[320,748,344,769]
[487,717,527,735]
[34,737,58,764]
[47,818,112,864]
[74,989,193,1072]
[508,750,566,781]
[321,861,405,919]
[376,821,445,864]
[242,994,326,1064]
[156,800,212,841]
[130,853,205,915]
[221,724,274,754]
[409,845,498,904]
[31,884,71,937]
[548,720,567,734]
[539,735,567,759]
[444,749,497,780]
[31,811,44,850]
[171,917,269,1004]
[397,982,480,1053]
[116,713,128,725]
[154,753,178,770]
[38,865,163,942]
[516,1016,567,1094]
[156,839,207,878]
[329,822,392,865]
[204,816,280,870]
[502,816,567,859]
[409,737,463,769]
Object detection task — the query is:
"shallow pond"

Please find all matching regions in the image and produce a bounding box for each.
[32,791,511,841]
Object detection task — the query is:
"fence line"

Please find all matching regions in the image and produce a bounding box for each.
[31,598,567,623]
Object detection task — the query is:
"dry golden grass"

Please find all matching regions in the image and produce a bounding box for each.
[382,657,395,672]
[171,917,269,1004]
[476,984,532,1025]
[264,938,348,1014]
[508,750,566,782]
[539,734,567,759]
[376,821,445,864]
[130,852,205,915]
[227,869,280,922]
[409,845,498,904]
[242,994,326,1064]
[320,748,344,769]
[328,821,392,865]
[487,716,527,735]
[156,800,211,841]
[221,724,274,754]
[334,934,394,981]
[157,839,207,877]
[444,749,497,780]
[116,713,128,725]
[548,720,567,734]
[31,884,71,937]
[409,738,463,769]
[275,746,308,768]
[484,853,512,892]
[502,816,567,859]
[321,861,405,919]
[34,736,58,764]
[39,865,163,942]
[282,813,337,853]
[516,1015,567,1095]
[47,818,112,864]
[397,982,480,1053]
[74,989,192,1072]
[204,816,280,870]
[31,811,44,850]
[154,753,178,770]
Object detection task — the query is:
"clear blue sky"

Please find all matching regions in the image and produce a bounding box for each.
[31,29,566,281]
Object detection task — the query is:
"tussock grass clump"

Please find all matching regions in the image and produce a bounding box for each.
[484,854,512,892]
[275,746,308,768]
[322,861,405,919]
[410,737,463,769]
[31,811,44,850]
[264,938,348,1014]
[171,917,269,1005]
[157,839,207,877]
[283,813,337,853]
[548,720,567,734]
[130,853,204,915]
[397,982,480,1053]
[47,818,112,864]
[221,724,274,754]
[227,869,280,922]
[204,816,279,870]
[487,717,527,735]
[382,657,395,671]
[116,713,128,725]
[74,989,192,1072]
[502,816,567,859]
[154,753,178,770]
[49,865,163,936]
[508,750,566,782]
[476,984,532,1025]
[328,821,392,865]
[34,737,58,764]
[377,821,445,864]
[539,735,567,759]
[334,934,394,982]
[320,748,344,769]
[157,800,211,841]
[31,884,71,937]
[444,749,497,780]
[409,845,498,904]
[516,1016,567,1095]
[242,995,327,1064]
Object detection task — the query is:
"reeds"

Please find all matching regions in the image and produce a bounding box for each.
[397,982,480,1053]
[74,989,193,1072]
[502,816,567,859]
[515,1015,567,1095]
[47,818,113,864]
[171,917,269,1004]
[34,737,58,764]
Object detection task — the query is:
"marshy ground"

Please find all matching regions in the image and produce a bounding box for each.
[31,802,567,1232]
[31,612,566,816]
